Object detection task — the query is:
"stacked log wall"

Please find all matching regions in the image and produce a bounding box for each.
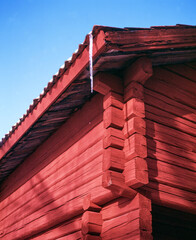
[0,94,108,239]
[0,61,195,239]
[143,62,196,214]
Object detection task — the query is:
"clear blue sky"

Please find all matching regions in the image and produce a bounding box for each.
[0,0,196,139]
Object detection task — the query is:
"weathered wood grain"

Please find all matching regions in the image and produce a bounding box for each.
[31,216,82,240]
[123,117,146,138]
[124,98,145,120]
[124,81,144,101]
[124,57,153,87]
[124,157,148,188]
[103,106,124,129]
[124,133,147,160]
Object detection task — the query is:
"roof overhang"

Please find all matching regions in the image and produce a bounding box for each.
[1,24,196,183]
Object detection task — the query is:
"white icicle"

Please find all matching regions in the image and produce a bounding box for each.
[89,32,93,93]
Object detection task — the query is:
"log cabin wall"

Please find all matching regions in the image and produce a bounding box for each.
[143,62,196,238]
[0,25,196,240]
[0,94,106,239]
[0,61,195,240]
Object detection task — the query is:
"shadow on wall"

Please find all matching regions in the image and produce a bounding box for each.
[144,64,196,239]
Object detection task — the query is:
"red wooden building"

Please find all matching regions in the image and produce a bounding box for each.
[0,25,196,239]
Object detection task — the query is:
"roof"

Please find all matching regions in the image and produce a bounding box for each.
[1,24,196,183]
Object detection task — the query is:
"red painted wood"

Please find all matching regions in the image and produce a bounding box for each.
[0,94,105,239]
[103,135,124,150]
[31,216,82,240]
[0,177,117,240]
[145,106,196,137]
[1,51,196,239]
[103,147,125,172]
[0,139,103,221]
[103,91,123,110]
[123,117,146,138]
[145,75,196,109]
[147,147,195,171]
[101,194,152,239]
[124,133,147,160]
[144,88,196,122]
[103,127,124,151]
[103,106,124,129]
[0,124,103,217]
[94,72,123,95]
[143,64,196,217]
[102,170,137,199]
[146,181,196,202]
[124,98,145,120]
[148,163,196,192]
[0,155,103,229]
[124,57,153,87]
[147,138,196,163]
[83,195,101,212]
[0,94,104,201]
[83,235,102,240]
[124,157,148,188]
[82,211,102,235]
[154,66,196,95]
[164,63,196,82]
[146,119,196,152]
[124,81,144,101]
[145,185,196,214]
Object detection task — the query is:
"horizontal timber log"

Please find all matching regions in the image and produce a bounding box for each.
[0,176,118,240]
[0,119,104,202]
[144,88,196,122]
[101,211,151,239]
[144,181,196,202]
[147,157,196,181]
[145,76,196,109]
[153,67,196,95]
[0,136,103,221]
[145,106,196,137]
[147,137,196,163]
[148,169,196,193]
[144,185,196,214]
[147,147,195,171]
[164,63,196,83]
[101,193,152,239]
[83,195,102,212]
[0,94,104,201]
[83,235,101,240]
[146,119,196,152]
[31,216,82,240]
[101,194,151,221]
[103,127,124,149]
[0,155,103,231]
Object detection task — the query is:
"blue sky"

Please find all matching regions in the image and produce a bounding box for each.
[0,0,196,139]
